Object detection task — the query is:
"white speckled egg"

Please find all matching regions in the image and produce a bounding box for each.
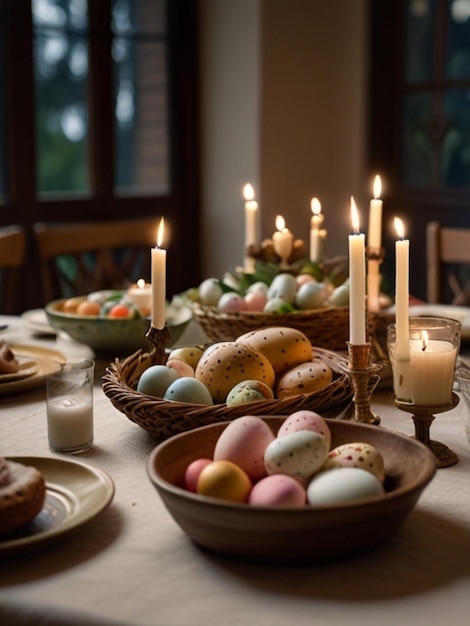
[163,377,213,404]
[214,415,275,481]
[248,474,306,506]
[264,430,329,483]
[277,410,331,447]
[307,467,385,506]
[323,442,385,483]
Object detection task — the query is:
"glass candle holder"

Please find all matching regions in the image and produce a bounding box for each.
[387,317,461,468]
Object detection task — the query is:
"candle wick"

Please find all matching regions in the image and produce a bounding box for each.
[421,340,426,352]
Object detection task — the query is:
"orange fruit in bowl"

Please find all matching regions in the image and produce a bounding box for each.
[76,300,101,316]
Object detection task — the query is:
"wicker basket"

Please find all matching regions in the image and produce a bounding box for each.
[192,303,351,351]
[102,347,353,440]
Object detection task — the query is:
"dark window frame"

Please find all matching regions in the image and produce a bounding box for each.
[1,0,200,312]
[369,0,470,302]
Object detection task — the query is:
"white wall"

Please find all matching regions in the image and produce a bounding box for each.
[200,0,368,279]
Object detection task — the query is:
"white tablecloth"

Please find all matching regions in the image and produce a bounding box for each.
[1,315,470,626]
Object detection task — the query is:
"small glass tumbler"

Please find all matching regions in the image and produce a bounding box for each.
[47,359,95,454]
[387,317,461,406]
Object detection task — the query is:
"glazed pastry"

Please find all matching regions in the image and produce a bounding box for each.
[0,457,46,534]
[0,340,19,374]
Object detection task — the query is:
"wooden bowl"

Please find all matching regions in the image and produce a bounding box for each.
[147,418,436,564]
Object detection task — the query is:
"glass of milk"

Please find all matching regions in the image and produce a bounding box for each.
[47,359,95,453]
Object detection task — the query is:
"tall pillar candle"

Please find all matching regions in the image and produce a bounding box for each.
[309,197,326,263]
[348,197,366,345]
[394,217,410,360]
[367,175,383,312]
[151,218,167,329]
[243,183,258,272]
[368,175,383,250]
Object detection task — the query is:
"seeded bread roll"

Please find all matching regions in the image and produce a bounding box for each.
[0,457,46,534]
[0,340,19,374]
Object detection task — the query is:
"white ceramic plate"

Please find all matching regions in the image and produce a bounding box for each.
[21,309,56,335]
[0,345,64,396]
[0,456,115,557]
[386,304,470,340]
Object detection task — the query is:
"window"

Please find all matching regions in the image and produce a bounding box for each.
[370,0,470,302]
[0,0,199,312]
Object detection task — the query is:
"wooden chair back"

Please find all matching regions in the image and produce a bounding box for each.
[0,225,26,314]
[427,221,470,304]
[33,217,161,303]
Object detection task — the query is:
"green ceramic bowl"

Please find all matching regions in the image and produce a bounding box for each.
[45,291,192,354]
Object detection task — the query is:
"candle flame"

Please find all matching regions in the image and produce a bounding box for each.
[137,278,146,289]
[350,196,360,234]
[421,330,428,351]
[311,197,321,216]
[394,217,405,240]
[275,215,286,231]
[373,175,382,199]
[243,183,254,201]
[157,218,165,248]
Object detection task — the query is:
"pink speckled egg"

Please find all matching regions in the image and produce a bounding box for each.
[244,290,267,311]
[214,415,275,481]
[248,474,306,506]
[277,410,331,447]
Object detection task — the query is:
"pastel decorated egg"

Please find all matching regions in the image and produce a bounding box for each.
[267,273,298,302]
[294,281,327,310]
[166,359,195,378]
[163,377,213,404]
[307,467,385,506]
[277,410,331,447]
[196,460,252,502]
[264,430,329,483]
[217,292,247,313]
[199,278,223,306]
[184,458,212,492]
[214,415,275,481]
[137,365,180,398]
[323,442,385,483]
[167,346,204,370]
[329,284,350,307]
[244,290,267,311]
[226,380,274,406]
[248,474,306,506]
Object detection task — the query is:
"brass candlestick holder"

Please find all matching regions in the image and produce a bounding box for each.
[394,393,459,468]
[146,324,171,365]
[346,342,382,425]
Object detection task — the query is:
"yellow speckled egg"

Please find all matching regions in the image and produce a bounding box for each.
[195,342,275,403]
[196,460,252,502]
[237,326,313,377]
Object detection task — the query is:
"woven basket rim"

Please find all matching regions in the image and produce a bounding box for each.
[101,346,354,439]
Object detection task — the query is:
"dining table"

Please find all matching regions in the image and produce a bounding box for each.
[1,311,470,626]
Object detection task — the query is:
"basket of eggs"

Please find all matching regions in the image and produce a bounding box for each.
[102,326,354,440]
[186,255,394,354]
